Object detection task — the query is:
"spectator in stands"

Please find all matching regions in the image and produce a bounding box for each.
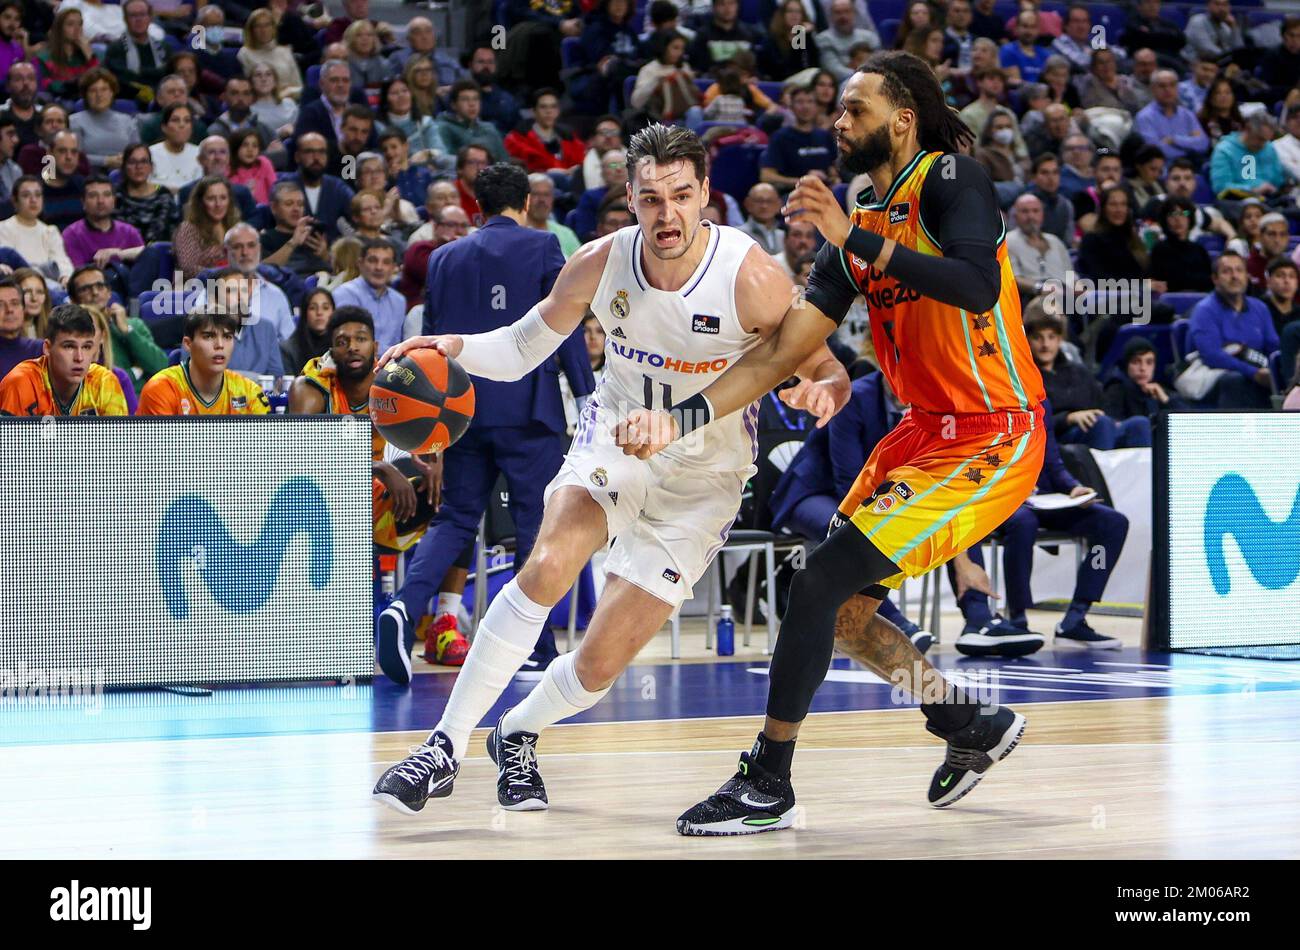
[345,188,400,255]
[175,176,237,281]
[14,269,49,339]
[1123,0,1187,71]
[1261,257,1300,372]
[0,277,42,382]
[388,17,457,89]
[594,200,633,238]
[320,236,362,293]
[148,103,202,193]
[1247,212,1291,290]
[461,44,520,138]
[771,217,816,278]
[431,204,471,247]
[0,2,28,80]
[35,7,99,102]
[688,0,764,76]
[294,60,361,158]
[0,300,127,415]
[1197,76,1243,145]
[137,75,208,147]
[356,153,418,236]
[210,77,284,163]
[1231,197,1264,257]
[1103,335,1184,421]
[969,0,1006,42]
[379,129,436,207]
[1184,0,1244,66]
[1029,312,1152,449]
[173,139,256,226]
[280,288,334,376]
[1006,192,1071,304]
[224,129,274,207]
[138,305,271,415]
[1076,46,1145,114]
[1178,56,1216,115]
[903,26,952,96]
[1146,157,1234,244]
[343,18,393,88]
[807,69,840,132]
[164,49,222,122]
[892,0,932,51]
[1135,69,1210,165]
[524,172,580,258]
[62,176,145,271]
[1006,0,1061,38]
[817,0,879,84]
[323,0,395,48]
[1210,114,1289,201]
[237,7,302,102]
[1260,17,1300,104]
[1149,196,1214,293]
[1072,147,1125,234]
[398,52,438,123]
[0,176,73,283]
[0,114,19,203]
[630,28,700,124]
[331,237,403,352]
[958,65,1011,148]
[505,88,586,176]
[957,408,1129,652]
[204,268,283,380]
[1078,183,1160,290]
[1274,105,1300,185]
[286,133,354,242]
[212,225,295,345]
[267,0,330,65]
[974,107,1026,206]
[570,0,643,114]
[1023,101,1075,160]
[106,0,169,104]
[1026,152,1075,246]
[1183,252,1278,408]
[941,0,976,74]
[762,0,820,80]
[260,180,331,277]
[453,143,489,228]
[1128,144,1166,210]
[70,69,139,172]
[67,262,166,392]
[17,104,75,178]
[1,62,41,151]
[1049,5,1091,73]
[760,84,837,191]
[1129,49,1158,110]
[112,143,177,247]
[407,180,459,244]
[436,79,508,165]
[326,104,377,181]
[249,63,298,137]
[377,82,448,171]
[737,182,784,254]
[999,7,1048,85]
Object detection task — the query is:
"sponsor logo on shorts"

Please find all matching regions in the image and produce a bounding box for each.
[610,326,627,339]
[590,468,608,488]
[893,481,914,501]
[662,567,681,583]
[888,201,911,225]
[827,512,847,535]
[608,491,618,505]
[610,289,630,320]
[691,314,720,335]
[873,494,894,514]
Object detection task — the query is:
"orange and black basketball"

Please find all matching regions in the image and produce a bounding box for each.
[369,348,475,454]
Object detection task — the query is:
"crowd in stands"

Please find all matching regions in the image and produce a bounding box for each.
[3,0,1300,657]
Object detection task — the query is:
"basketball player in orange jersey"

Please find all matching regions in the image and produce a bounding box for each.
[617,51,1048,834]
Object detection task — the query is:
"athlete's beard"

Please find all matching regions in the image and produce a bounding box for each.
[839,124,893,178]
[336,355,374,384]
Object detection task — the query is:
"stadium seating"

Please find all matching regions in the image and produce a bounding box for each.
[1159,293,1208,318]
[708,143,765,203]
[1172,319,1192,361]
[1096,324,1177,382]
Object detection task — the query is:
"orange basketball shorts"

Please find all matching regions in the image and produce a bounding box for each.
[837,407,1046,589]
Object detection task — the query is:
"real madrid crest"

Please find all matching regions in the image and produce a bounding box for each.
[590,468,608,488]
[610,289,630,320]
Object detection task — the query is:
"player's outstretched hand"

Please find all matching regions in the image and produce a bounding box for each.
[783,174,850,247]
[779,376,850,428]
[377,334,464,369]
[613,408,678,460]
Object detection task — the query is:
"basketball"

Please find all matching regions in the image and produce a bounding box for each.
[369,348,476,454]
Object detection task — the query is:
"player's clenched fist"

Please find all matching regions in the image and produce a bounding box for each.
[613,408,679,459]
[378,334,464,368]
[779,376,851,427]
[782,174,851,248]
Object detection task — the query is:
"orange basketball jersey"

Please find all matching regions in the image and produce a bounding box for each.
[842,150,1045,424]
[0,357,128,417]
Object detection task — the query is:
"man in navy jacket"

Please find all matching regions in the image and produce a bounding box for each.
[281,133,356,242]
[377,163,595,684]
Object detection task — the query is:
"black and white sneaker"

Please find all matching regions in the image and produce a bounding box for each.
[486,710,549,811]
[1054,620,1122,650]
[372,731,459,815]
[905,625,934,655]
[676,751,796,836]
[927,705,1027,808]
[377,600,415,686]
[955,615,1045,658]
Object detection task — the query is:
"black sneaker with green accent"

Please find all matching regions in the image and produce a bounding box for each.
[926,705,1027,808]
[676,751,796,836]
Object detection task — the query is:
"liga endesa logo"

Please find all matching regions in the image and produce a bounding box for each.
[1204,473,1300,596]
[155,477,333,620]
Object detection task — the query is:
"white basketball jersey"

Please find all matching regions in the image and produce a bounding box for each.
[583,221,762,473]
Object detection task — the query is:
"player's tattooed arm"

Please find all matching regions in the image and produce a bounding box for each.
[833,595,936,700]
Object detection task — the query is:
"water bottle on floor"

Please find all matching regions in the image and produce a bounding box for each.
[717,605,735,657]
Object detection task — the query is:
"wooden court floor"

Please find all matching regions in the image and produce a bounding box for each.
[3,687,1299,860]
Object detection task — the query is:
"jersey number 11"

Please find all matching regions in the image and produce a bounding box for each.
[643,374,673,411]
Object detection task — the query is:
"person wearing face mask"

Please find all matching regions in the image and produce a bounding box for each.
[973,107,1026,207]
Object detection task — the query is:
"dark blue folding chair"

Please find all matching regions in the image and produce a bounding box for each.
[1158,292,1208,318]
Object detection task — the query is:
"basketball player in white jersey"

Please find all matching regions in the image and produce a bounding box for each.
[371,124,851,816]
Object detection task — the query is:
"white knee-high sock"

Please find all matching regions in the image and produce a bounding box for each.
[500,651,611,736]
[433,580,550,759]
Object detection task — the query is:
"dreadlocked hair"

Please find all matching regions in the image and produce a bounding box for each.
[859,50,974,155]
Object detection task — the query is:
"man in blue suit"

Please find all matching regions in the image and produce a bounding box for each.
[767,370,934,653]
[377,163,596,685]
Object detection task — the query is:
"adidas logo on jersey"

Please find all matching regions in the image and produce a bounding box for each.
[610,326,627,339]
[691,314,720,335]
[608,491,619,506]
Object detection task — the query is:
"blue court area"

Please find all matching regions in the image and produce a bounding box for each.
[3,647,1299,748]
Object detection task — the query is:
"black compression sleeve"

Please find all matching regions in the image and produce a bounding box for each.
[802,237,860,327]
[843,153,1003,314]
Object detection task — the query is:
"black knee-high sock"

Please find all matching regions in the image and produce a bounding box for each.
[765,523,901,725]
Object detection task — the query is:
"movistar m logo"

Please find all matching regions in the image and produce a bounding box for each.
[157,477,333,619]
[1204,473,1300,596]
